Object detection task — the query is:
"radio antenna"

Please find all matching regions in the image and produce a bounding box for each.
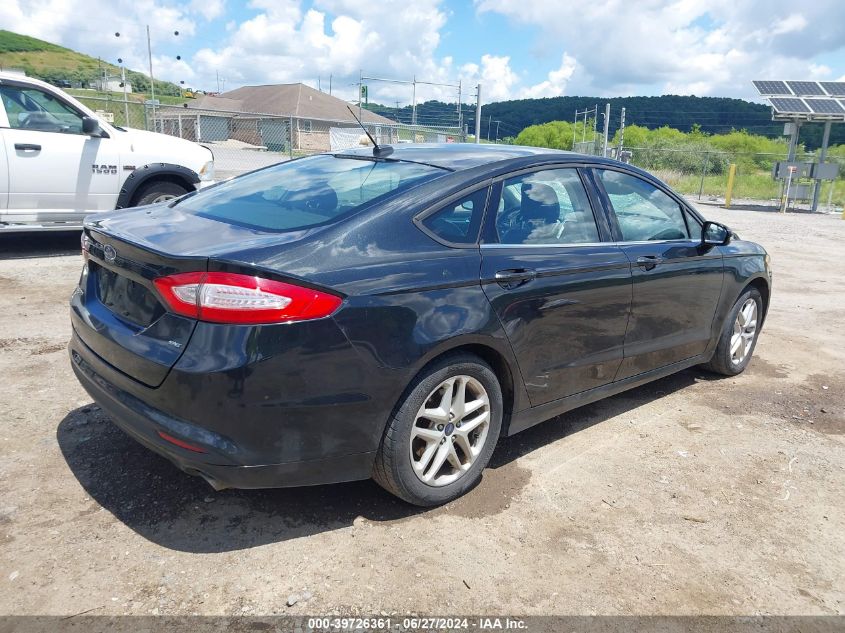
[346,106,393,157]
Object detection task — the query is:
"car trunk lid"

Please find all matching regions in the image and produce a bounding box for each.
[71,228,208,388]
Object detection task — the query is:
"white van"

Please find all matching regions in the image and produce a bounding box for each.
[0,72,215,231]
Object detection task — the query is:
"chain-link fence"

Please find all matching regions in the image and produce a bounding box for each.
[622,147,845,210]
[75,96,467,180]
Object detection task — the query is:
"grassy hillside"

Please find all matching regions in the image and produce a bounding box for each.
[0,29,182,97]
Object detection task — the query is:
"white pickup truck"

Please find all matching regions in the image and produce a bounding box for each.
[0,72,215,232]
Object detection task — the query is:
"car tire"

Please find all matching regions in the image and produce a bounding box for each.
[372,353,503,506]
[131,180,189,207]
[702,287,763,376]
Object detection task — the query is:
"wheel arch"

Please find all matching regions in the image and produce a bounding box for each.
[745,276,770,322]
[394,340,520,441]
[116,163,200,209]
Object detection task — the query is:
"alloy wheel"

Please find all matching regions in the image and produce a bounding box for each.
[730,298,758,365]
[409,375,491,487]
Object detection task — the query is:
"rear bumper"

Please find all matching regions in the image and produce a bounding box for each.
[69,332,376,490]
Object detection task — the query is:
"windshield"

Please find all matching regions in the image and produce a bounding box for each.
[176,154,447,232]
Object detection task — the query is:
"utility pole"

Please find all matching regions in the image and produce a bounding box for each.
[411,76,417,126]
[494,120,501,143]
[602,103,610,157]
[457,79,462,132]
[572,110,578,149]
[146,25,156,128]
[582,108,588,143]
[474,83,482,144]
[487,115,492,141]
[329,74,332,96]
[617,107,626,160]
[120,64,129,125]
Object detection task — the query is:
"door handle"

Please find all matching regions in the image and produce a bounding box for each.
[14,143,41,151]
[494,268,537,289]
[636,255,663,270]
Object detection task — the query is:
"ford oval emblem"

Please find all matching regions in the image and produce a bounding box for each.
[103,244,117,263]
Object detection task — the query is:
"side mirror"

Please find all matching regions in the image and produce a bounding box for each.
[701,220,732,247]
[82,116,103,136]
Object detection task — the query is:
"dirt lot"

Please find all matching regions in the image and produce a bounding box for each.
[0,204,843,618]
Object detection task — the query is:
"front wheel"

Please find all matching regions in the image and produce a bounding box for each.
[131,180,189,207]
[702,287,763,376]
[372,354,503,506]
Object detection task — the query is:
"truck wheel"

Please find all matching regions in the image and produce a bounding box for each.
[131,181,189,207]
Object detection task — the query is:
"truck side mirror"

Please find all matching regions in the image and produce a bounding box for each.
[82,116,104,136]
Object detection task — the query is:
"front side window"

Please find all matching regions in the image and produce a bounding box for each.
[0,85,84,134]
[421,187,488,244]
[176,154,447,232]
[596,169,689,242]
[491,168,600,245]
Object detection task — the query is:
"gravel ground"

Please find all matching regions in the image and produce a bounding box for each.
[0,204,842,617]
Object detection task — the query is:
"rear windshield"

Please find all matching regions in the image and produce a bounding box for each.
[176,154,447,232]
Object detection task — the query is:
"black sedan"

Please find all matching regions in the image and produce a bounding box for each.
[69,144,771,506]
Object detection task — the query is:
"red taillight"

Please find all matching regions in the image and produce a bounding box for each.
[153,272,342,324]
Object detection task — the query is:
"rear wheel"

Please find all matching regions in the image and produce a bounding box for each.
[131,180,189,207]
[373,354,503,506]
[702,287,763,376]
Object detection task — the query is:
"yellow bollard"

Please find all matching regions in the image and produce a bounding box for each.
[724,163,736,209]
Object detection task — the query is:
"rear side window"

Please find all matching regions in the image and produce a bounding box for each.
[421,188,488,244]
[596,169,689,241]
[176,155,446,232]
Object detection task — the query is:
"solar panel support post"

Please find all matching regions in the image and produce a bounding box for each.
[786,121,801,162]
[811,120,832,213]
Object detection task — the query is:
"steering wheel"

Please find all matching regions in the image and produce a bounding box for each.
[650,227,686,241]
[18,112,36,128]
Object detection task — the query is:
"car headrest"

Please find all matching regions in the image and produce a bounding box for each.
[520,182,559,223]
[289,186,338,216]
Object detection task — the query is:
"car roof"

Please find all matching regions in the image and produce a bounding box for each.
[336,142,578,171]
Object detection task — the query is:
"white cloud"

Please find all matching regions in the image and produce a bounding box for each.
[192,0,451,103]
[520,54,577,99]
[2,0,843,104]
[190,0,225,21]
[476,0,845,98]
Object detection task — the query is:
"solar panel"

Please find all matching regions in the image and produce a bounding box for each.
[804,99,845,114]
[786,81,825,96]
[752,80,791,95]
[820,82,845,96]
[769,97,811,114]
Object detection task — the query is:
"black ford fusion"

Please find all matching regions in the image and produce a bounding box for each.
[69,143,771,506]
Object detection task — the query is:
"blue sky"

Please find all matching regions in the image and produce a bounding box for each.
[2,0,845,104]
